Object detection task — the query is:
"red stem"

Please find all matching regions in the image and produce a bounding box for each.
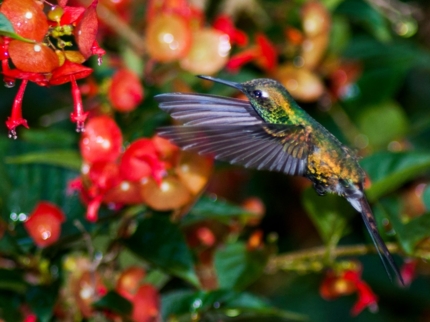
[70,75,88,132]
[5,79,29,139]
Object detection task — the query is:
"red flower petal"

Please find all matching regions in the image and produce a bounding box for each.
[58,0,69,7]
[50,60,93,85]
[0,0,49,42]
[8,41,59,73]
[2,69,49,86]
[213,15,248,47]
[255,33,277,71]
[226,50,258,73]
[60,6,86,25]
[400,258,417,287]
[74,0,99,59]
[350,281,379,316]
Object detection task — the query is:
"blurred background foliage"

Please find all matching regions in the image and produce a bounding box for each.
[2,0,430,321]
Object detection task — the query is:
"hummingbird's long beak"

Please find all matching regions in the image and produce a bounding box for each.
[198,75,244,91]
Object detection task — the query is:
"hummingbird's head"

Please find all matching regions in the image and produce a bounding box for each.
[198,76,296,122]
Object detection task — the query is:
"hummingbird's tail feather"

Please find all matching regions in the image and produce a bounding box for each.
[347,196,404,285]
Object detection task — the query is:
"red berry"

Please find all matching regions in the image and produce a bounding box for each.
[131,284,160,322]
[80,116,123,163]
[24,201,65,248]
[103,180,145,205]
[108,69,144,112]
[141,176,191,211]
[47,6,64,23]
[180,28,231,75]
[175,152,213,195]
[145,14,192,62]
[115,266,146,302]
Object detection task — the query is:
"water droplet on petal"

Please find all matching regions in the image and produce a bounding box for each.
[4,80,15,88]
[8,129,17,139]
[76,122,85,133]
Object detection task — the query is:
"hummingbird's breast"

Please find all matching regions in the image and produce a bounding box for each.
[305,123,364,195]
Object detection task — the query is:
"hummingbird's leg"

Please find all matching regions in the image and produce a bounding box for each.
[312,182,326,196]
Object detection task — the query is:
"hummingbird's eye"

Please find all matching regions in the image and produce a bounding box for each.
[252,90,263,98]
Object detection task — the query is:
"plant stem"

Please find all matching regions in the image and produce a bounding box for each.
[266,242,400,273]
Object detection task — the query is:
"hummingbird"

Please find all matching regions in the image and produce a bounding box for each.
[155,75,403,284]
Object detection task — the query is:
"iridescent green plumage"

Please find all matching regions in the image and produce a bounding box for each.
[155,75,403,285]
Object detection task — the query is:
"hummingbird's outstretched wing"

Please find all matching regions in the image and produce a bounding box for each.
[156,93,311,176]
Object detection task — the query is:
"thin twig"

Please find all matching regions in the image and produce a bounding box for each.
[266,242,400,273]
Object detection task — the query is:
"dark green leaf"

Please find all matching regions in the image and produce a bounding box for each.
[335,0,391,41]
[122,216,199,286]
[161,289,195,321]
[5,150,81,171]
[161,289,306,321]
[302,188,353,246]
[423,185,430,211]
[93,291,133,315]
[20,128,78,147]
[0,269,27,294]
[341,37,430,108]
[26,284,59,322]
[375,198,430,254]
[361,151,430,201]
[214,242,268,291]
[0,13,36,43]
[0,292,22,321]
[183,195,258,225]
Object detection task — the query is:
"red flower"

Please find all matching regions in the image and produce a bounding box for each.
[0,0,104,136]
[5,79,29,139]
[319,262,379,316]
[50,60,93,132]
[227,33,277,73]
[213,15,248,47]
[119,138,166,185]
[400,258,418,287]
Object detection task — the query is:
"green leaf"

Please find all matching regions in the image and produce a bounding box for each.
[161,290,307,321]
[93,291,133,315]
[356,100,409,148]
[0,13,36,43]
[0,292,22,321]
[335,0,391,42]
[374,198,430,255]
[0,269,27,294]
[302,188,353,246]
[423,185,430,211]
[20,128,78,147]
[328,16,351,55]
[122,215,199,286]
[183,195,258,225]
[26,284,59,322]
[361,151,430,201]
[341,37,430,108]
[214,242,268,291]
[5,150,82,171]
